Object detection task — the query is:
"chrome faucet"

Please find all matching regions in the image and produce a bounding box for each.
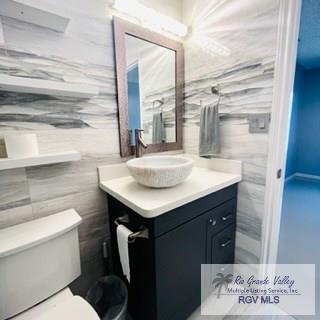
[134,129,147,157]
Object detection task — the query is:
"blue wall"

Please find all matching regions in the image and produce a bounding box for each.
[286,65,320,177]
[286,64,305,177]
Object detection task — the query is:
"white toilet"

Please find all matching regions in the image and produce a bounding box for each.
[0,209,100,320]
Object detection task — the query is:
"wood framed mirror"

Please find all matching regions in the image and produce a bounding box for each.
[113,17,184,157]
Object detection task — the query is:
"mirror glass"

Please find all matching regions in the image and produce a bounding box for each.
[125,34,176,145]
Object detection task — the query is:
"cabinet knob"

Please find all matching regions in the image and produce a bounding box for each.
[220,239,232,248]
[221,213,233,222]
[209,218,217,226]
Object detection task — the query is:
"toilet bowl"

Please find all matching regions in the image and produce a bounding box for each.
[0,209,100,320]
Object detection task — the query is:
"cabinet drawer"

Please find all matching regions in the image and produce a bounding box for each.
[208,224,235,265]
[205,200,236,235]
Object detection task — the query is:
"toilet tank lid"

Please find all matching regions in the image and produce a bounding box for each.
[0,209,82,258]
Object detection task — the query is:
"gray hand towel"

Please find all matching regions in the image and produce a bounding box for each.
[199,103,220,157]
[152,112,166,144]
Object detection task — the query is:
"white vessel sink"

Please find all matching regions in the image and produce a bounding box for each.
[126,156,194,188]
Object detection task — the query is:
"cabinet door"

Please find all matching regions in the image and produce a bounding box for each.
[155,214,207,320]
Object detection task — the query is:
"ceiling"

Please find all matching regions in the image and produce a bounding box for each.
[297,0,320,69]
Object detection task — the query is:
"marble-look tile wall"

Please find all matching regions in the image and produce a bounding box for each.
[182,0,280,264]
[0,0,122,296]
[0,0,279,298]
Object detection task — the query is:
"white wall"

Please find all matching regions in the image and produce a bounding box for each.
[0,0,183,297]
[182,0,280,264]
[0,0,120,296]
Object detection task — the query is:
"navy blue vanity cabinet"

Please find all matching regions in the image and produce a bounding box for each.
[107,183,238,320]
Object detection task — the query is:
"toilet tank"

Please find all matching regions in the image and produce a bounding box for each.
[0,209,82,320]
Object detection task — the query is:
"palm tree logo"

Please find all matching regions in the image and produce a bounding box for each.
[212,273,233,298]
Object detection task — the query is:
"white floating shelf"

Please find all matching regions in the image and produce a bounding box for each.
[0,75,99,98]
[0,151,81,171]
[0,0,70,32]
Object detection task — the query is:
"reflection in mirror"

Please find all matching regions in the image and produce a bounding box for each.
[125,35,176,145]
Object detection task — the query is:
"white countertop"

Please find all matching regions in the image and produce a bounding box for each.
[98,154,242,218]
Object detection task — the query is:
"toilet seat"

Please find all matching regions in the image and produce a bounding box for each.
[11,288,99,320]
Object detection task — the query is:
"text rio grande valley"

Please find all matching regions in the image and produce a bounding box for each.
[232,275,299,304]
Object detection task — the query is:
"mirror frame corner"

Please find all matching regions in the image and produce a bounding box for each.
[113,17,184,157]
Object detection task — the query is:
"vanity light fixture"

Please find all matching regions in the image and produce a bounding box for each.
[110,0,188,37]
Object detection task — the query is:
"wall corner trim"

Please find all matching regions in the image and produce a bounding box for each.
[261,0,302,266]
